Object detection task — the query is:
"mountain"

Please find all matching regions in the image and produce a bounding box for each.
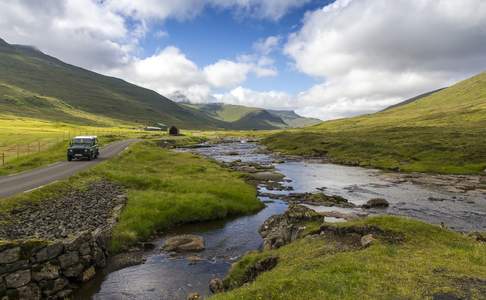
[264,72,486,174]
[0,38,225,129]
[267,110,321,128]
[182,103,321,130]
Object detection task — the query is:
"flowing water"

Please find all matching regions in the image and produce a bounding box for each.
[79,141,486,299]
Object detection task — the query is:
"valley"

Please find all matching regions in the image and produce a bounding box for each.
[0,36,485,300]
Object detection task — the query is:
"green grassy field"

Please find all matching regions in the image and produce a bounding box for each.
[214,216,486,299]
[0,116,169,175]
[263,72,486,174]
[0,140,263,252]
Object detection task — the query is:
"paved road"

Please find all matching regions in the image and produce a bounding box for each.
[0,139,138,198]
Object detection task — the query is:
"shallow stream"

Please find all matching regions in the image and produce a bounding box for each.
[78,141,486,299]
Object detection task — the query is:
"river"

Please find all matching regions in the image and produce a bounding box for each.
[77,141,486,299]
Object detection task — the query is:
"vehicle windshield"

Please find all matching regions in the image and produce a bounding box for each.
[71,138,94,146]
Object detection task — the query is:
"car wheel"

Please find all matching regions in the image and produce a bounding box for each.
[87,153,92,161]
[67,156,72,162]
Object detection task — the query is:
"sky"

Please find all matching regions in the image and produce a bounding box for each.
[1,0,486,120]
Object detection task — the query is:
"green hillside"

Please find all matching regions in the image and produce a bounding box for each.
[183,103,320,130]
[264,72,486,174]
[0,38,225,129]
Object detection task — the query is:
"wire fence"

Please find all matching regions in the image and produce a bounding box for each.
[0,129,142,167]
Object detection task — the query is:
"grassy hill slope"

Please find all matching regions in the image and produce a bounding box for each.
[263,72,486,174]
[0,38,225,129]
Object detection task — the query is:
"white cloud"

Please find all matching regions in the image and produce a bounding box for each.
[253,36,281,55]
[285,0,486,119]
[214,87,295,110]
[104,0,204,21]
[204,60,252,88]
[0,0,131,70]
[210,0,311,20]
[106,0,309,22]
[108,46,212,102]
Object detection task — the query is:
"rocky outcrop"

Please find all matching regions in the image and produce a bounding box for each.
[362,198,389,209]
[259,204,324,250]
[0,181,127,299]
[162,235,205,253]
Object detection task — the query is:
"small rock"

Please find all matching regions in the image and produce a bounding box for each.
[32,262,59,281]
[187,292,201,300]
[55,289,73,299]
[62,263,84,278]
[17,283,41,300]
[209,278,224,294]
[5,270,31,288]
[162,235,205,253]
[35,244,64,263]
[428,197,446,202]
[187,255,204,264]
[58,252,80,269]
[82,266,96,282]
[361,234,376,248]
[362,198,389,209]
[0,260,29,275]
[0,247,21,264]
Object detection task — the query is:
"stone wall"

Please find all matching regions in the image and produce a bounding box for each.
[0,202,124,299]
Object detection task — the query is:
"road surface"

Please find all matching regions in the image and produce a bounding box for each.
[0,139,138,198]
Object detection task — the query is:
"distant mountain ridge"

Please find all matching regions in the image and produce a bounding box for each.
[181,102,321,130]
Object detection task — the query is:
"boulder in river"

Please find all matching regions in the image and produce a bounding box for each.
[249,171,285,182]
[259,204,324,250]
[209,278,225,294]
[362,198,390,209]
[162,235,205,253]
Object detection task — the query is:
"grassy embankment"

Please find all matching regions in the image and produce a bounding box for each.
[214,216,486,299]
[0,140,263,252]
[263,72,486,174]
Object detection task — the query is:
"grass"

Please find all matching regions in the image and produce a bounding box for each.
[263,72,486,174]
[0,140,263,252]
[213,216,486,300]
[0,115,177,175]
